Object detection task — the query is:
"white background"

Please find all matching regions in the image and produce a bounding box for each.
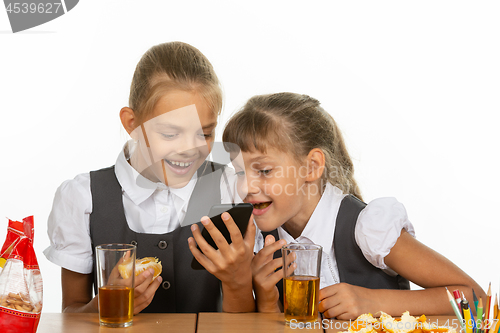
[1,1,499,313]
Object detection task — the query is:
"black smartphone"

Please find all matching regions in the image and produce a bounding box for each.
[191,203,253,270]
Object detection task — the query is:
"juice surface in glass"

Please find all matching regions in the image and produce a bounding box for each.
[283,275,320,323]
[98,286,134,327]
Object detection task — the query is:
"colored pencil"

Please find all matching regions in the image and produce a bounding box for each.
[473,288,479,313]
[478,298,484,333]
[455,289,463,312]
[464,299,474,333]
[447,287,467,333]
[494,294,498,321]
[485,283,492,333]
[491,308,500,333]
[463,292,477,333]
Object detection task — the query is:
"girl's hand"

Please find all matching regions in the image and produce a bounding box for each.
[133,268,162,314]
[318,283,377,320]
[188,212,255,283]
[188,212,256,312]
[251,235,286,313]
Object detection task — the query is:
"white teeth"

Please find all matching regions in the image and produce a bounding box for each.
[168,160,193,167]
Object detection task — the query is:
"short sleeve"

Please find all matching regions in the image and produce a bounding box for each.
[354,197,415,270]
[43,173,94,274]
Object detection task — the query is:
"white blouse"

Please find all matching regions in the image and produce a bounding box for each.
[253,183,415,289]
[43,141,241,274]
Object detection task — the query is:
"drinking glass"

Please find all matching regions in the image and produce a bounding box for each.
[282,243,322,325]
[96,243,136,328]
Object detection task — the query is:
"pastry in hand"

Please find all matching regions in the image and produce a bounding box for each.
[118,257,162,280]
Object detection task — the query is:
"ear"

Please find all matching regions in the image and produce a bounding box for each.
[120,107,138,136]
[305,148,325,183]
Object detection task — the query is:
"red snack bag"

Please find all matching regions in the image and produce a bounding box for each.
[0,216,43,332]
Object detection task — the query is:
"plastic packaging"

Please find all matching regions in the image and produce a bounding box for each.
[0,216,43,332]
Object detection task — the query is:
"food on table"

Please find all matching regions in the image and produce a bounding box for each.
[340,312,457,333]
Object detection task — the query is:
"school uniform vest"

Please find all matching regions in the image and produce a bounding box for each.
[263,194,410,304]
[89,161,225,313]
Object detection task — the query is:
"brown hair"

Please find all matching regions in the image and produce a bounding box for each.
[129,41,222,125]
[223,92,362,200]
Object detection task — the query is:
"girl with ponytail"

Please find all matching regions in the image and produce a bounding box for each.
[222,92,484,319]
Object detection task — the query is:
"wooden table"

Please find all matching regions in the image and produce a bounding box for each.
[37,313,197,333]
[36,313,457,333]
[37,312,321,332]
[197,312,323,332]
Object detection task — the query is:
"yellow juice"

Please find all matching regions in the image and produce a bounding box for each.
[98,286,133,327]
[283,275,320,323]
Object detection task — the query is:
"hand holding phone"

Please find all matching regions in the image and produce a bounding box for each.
[190,203,253,270]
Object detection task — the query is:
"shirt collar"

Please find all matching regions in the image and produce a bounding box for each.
[115,141,156,205]
[169,173,197,211]
[278,183,346,252]
[115,141,197,206]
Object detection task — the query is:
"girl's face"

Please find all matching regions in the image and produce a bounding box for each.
[232,148,321,236]
[132,90,217,188]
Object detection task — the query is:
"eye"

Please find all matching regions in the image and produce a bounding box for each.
[259,169,272,176]
[160,133,177,139]
[197,128,214,139]
[235,170,245,177]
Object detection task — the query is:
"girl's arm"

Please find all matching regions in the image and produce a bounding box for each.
[61,267,162,314]
[380,229,486,314]
[189,214,256,312]
[61,268,97,313]
[319,229,486,319]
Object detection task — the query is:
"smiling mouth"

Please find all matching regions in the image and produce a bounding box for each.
[165,159,194,169]
[254,202,271,209]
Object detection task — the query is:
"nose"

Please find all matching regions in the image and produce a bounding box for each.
[245,173,261,196]
[237,175,249,199]
[176,134,205,156]
[236,172,260,200]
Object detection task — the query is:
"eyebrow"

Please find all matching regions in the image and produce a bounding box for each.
[202,122,217,130]
[153,122,217,131]
[249,155,275,163]
[154,123,182,131]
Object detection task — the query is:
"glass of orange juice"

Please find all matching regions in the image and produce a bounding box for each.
[282,243,322,325]
[96,243,136,328]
